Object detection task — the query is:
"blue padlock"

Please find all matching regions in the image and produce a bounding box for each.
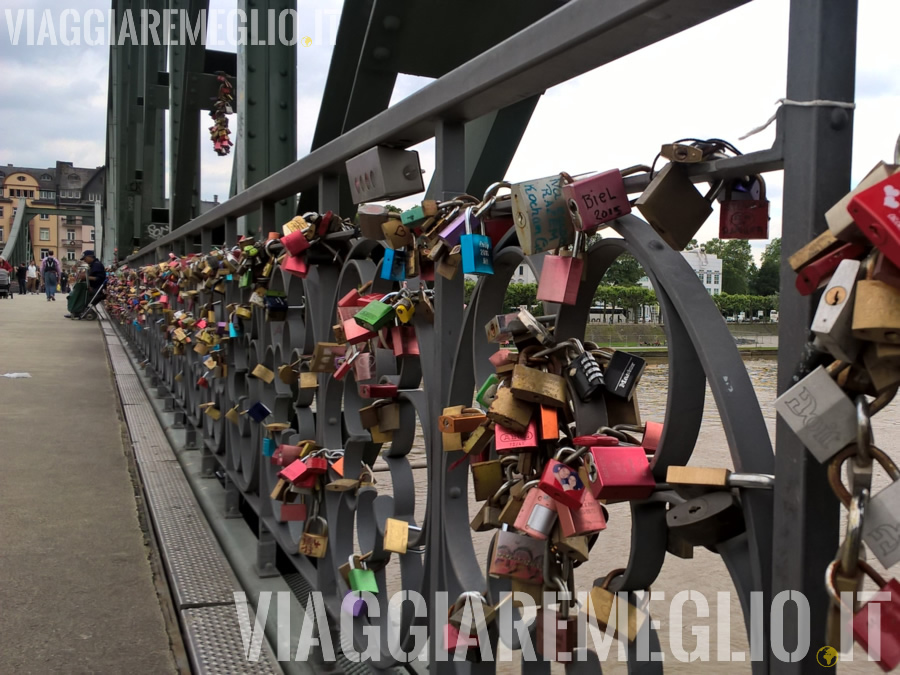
[381,247,407,281]
[460,206,494,275]
[262,437,276,457]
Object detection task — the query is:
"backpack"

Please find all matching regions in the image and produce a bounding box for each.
[42,257,56,275]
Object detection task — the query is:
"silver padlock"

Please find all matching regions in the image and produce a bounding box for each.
[774,365,857,463]
[863,465,900,570]
[811,258,862,364]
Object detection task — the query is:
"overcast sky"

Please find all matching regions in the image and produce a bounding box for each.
[1,0,898,261]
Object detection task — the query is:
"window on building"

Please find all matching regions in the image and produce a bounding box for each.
[12,207,17,217]
[518,266,524,275]
[40,190,55,200]
[39,228,50,241]
[40,174,52,181]
[714,273,720,285]
[16,175,25,182]
[707,273,712,284]
[0,228,4,242]
[90,229,95,241]
[67,229,75,241]
[0,207,3,217]
[40,248,50,259]
[26,190,33,198]
[66,250,76,261]
[39,213,49,220]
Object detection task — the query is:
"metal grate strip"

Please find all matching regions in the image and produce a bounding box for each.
[182,606,281,675]
[117,373,149,406]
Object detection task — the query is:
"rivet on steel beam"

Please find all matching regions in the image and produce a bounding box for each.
[449,487,461,499]
[279,101,287,109]
[279,134,287,141]
[372,47,390,61]
[329,417,338,425]
[830,108,850,130]
[249,164,257,171]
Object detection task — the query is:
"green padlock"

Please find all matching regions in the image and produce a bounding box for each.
[239,270,252,288]
[354,293,398,332]
[400,200,438,228]
[476,373,500,409]
[348,555,379,594]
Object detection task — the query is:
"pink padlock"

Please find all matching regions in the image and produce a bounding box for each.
[343,318,377,345]
[587,446,655,501]
[557,489,607,537]
[272,444,302,467]
[281,229,311,256]
[282,254,308,278]
[495,420,539,454]
[304,456,329,475]
[278,459,309,484]
[539,458,587,510]
[279,502,307,522]
[390,325,420,357]
[353,352,376,381]
[561,169,630,232]
[536,232,584,306]
[514,483,558,539]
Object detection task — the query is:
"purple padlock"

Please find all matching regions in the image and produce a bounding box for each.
[217,321,228,335]
[438,209,478,248]
[343,590,368,617]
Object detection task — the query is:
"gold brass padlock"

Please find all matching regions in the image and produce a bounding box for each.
[585,571,649,642]
[251,364,276,384]
[441,405,466,451]
[381,219,414,249]
[509,349,567,408]
[471,460,504,502]
[487,387,533,434]
[384,518,411,554]
[437,245,462,280]
[852,279,900,343]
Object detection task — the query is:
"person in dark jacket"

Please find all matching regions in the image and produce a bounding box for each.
[64,250,107,318]
[15,262,27,295]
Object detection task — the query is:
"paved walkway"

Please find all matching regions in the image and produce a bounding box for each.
[0,294,177,673]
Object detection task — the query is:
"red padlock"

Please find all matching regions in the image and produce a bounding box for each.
[495,420,539,454]
[561,169,630,232]
[359,384,398,399]
[514,482,558,540]
[343,318,377,345]
[573,435,620,447]
[848,171,900,270]
[484,216,513,247]
[390,325,420,357]
[197,376,209,389]
[642,422,663,454]
[281,229,311,256]
[557,488,608,537]
[318,210,334,237]
[536,232,584,306]
[333,351,359,381]
[279,502,308,522]
[795,242,866,296]
[278,459,309,484]
[304,456,329,475]
[356,292,385,307]
[272,444,302,467]
[587,446,655,501]
[282,254,308,278]
[718,176,770,240]
[443,624,480,660]
[539,455,587,510]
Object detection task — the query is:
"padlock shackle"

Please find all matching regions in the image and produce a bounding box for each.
[828,444,900,506]
[839,490,867,579]
[825,557,887,609]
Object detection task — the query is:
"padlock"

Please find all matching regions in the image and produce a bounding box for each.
[830,445,900,570]
[436,206,469,249]
[561,168,630,232]
[439,408,488,433]
[667,491,746,548]
[448,592,497,631]
[829,161,900,243]
[460,207,494,276]
[264,293,288,321]
[536,577,579,661]
[826,558,900,671]
[333,349,360,381]
[665,466,775,499]
[585,446,655,501]
[278,458,311,484]
[489,349,518,374]
[246,401,272,423]
[376,401,401,431]
[514,482,558,539]
[585,571,649,642]
[635,162,720,250]
[660,143,704,163]
[251,364,276,384]
[347,555,379,594]
[614,422,663,454]
[485,313,519,343]
[390,325,419,356]
[853,278,900,344]
[343,317,377,345]
[381,247,407,281]
[539,449,586,510]
[863,344,900,394]
[300,371,318,390]
[394,295,415,324]
[436,245,463,280]
[849,171,900,270]
[354,293,398,331]
[281,228,311,256]
[462,424,495,456]
[495,419,539,454]
[272,444,302,467]
[718,175,770,240]
[775,364,858,463]
[795,242,867,296]
[471,459,504,502]
[557,486,607,537]
[384,518,420,554]
[400,200,439,228]
[475,374,500,409]
[487,529,545,584]
[544,339,605,401]
[282,254,309,279]
[537,231,584,306]
[443,623,481,661]
[789,229,842,272]
[552,526,591,564]
[487,385,533,434]
[310,343,345,372]
[510,348,568,408]
[359,383,398,399]
[299,516,328,558]
[357,204,389,240]
[381,219,414,250]
[510,174,574,255]
[471,495,503,532]
[603,349,646,400]
[539,405,559,441]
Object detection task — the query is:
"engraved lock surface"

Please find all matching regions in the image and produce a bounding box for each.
[354,294,397,331]
[510,349,568,407]
[299,516,329,558]
[460,207,494,276]
[537,232,584,306]
[561,169,630,232]
[495,419,539,454]
[488,530,545,584]
[849,171,900,270]
[775,365,857,463]
[281,228,311,256]
[557,486,607,537]
[718,175,770,240]
[604,349,646,401]
[831,162,900,243]
[510,174,574,255]
[487,386,533,433]
[853,279,900,344]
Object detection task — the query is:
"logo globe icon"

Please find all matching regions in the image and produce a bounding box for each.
[816,646,838,667]
[301,36,313,47]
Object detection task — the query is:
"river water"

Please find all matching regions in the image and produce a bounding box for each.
[368,359,894,673]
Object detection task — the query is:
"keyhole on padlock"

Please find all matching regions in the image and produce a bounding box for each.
[825,286,846,306]
[688,505,701,514]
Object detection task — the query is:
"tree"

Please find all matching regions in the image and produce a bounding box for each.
[751,237,781,296]
[703,238,753,295]
[505,283,538,313]
[464,279,476,304]
[603,253,644,286]
[385,204,402,214]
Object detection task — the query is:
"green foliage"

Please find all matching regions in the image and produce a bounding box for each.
[592,285,658,322]
[750,237,781,296]
[713,292,779,317]
[385,204,402,214]
[603,253,645,286]
[464,279,476,304]
[505,283,538,313]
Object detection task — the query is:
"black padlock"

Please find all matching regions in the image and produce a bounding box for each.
[265,293,289,321]
[603,350,646,401]
[666,491,745,548]
[534,338,605,401]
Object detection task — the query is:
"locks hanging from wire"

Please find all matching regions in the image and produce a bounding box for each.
[208,72,234,156]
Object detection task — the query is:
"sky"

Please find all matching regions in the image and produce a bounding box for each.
[1,0,899,262]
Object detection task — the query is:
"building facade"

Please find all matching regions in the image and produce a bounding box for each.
[0,161,105,266]
[679,248,723,295]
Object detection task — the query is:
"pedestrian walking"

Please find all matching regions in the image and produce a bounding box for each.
[60,269,70,294]
[26,260,37,294]
[42,251,61,302]
[16,262,27,295]
[0,256,12,299]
